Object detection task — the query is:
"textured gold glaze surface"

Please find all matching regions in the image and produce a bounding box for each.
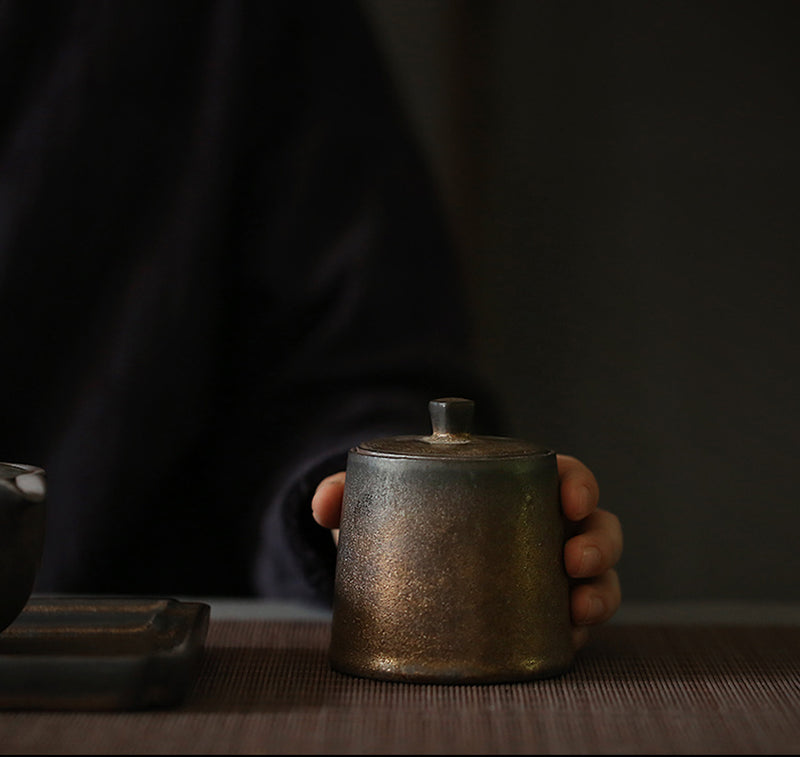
[330,406,573,683]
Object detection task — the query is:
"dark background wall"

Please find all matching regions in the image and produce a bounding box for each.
[361,0,800,602]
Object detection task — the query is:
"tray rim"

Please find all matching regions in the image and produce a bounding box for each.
[0,594,210,710]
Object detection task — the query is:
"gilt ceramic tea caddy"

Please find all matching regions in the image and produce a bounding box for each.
[329,398,573,683]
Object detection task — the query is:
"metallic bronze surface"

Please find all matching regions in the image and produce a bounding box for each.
[330,398,573,683]
[0,463,46,633]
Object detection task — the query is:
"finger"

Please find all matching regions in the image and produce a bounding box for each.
[311,472,346,530]
[563,508,624,578]
[557,454,600,522]
[572,625,590,651]
[570,569,621,626]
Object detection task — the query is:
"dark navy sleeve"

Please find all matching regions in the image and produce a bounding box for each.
[228,2,490,605]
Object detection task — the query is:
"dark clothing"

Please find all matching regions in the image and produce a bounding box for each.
[0,1,483,605]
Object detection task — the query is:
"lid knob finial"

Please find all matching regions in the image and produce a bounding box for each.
[428,397,474,441]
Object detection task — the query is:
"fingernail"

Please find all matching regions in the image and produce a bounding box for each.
[578,546,602,577]
[579,485,592,514]
[577,595,606,625]
[572,626,590,650]
[588,596,605,620]
[319,478,343,491]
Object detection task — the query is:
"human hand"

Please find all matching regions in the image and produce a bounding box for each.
[557,454,622,649]
[311,471,345,544]
[311,455,622,650]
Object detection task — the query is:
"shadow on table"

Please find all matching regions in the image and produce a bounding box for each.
[182,642,604,713]
[180,624,800,714]
[183,645,362,712]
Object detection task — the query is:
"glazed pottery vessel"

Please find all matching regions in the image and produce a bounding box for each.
[329,398,573,683]
[0,463,46,632]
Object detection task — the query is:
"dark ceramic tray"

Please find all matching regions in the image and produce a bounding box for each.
[0,596,210,710]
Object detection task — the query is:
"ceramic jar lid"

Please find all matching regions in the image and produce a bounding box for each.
[354,397,550,460]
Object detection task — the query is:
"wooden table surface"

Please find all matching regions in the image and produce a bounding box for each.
[0,599,798,754]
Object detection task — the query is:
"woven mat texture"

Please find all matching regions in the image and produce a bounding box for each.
[1,620,798,754]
